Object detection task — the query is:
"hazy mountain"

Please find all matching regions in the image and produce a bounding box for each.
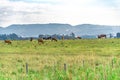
[1,23,72,37]
[74,24,118,35]
[0,23,120,37]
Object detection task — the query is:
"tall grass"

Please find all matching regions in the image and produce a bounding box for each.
[0,39,120,79]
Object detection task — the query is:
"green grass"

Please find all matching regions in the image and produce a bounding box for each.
[1,39,120,55]
[1,39,120,79]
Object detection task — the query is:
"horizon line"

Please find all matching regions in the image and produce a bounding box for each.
[1,23,120,28]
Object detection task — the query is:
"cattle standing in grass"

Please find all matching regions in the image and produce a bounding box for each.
[51,38,57,42]
[4,40,12,44]
[46,36,52,40]
[38,38,44,44]
[43,37,51,40]
[30,37,33,41]
[77,36,82,39]
[98,34,106,38]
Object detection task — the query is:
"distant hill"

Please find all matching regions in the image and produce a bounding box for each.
[0,23,120,37]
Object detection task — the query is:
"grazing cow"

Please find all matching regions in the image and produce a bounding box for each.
[43,36,52,40]
[4,40,12,44]
[77,36,82,39]
[51,38,57,42]
[30,37,33,41]
[43,37,47,40]
[98,34,106,38]
[38,38,44,44]
[47,37,52,40]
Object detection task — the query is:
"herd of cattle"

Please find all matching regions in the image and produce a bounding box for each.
[4,34,107,44]
[4,37,58,44]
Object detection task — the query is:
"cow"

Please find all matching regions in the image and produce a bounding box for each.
[43,36,52,40]
[47,37,52,40]
[38,38,44,44]
[4,40,12,44]
[30,37,33,41]
[77,36,82,39]
[98,34,106,38]
[51,38,57,42]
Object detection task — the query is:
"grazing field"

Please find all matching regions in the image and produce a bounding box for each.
[0,39,120,80]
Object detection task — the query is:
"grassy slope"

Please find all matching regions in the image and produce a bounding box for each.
[0,39,120,55]
[0,39,120,79]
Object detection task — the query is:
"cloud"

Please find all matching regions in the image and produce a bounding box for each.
[0,0,120,27]
[0,0,52,27]
[47,0,120,26]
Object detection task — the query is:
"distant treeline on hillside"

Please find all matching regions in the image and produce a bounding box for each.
[0,33,23,40]
[0,32,118,40]
[0,32,76,40]
[39,32,76,39]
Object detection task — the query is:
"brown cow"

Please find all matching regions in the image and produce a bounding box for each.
[98,34,106,38]
[38,38,44,44]
[51,38,57,42]
[4,40,12,44]
[77,36,82,39]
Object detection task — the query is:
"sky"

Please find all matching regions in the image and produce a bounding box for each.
[0,0,120,27]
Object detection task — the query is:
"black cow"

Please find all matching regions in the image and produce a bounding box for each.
[51,38,57,42]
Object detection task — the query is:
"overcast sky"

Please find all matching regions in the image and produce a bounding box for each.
[0,0,120,27]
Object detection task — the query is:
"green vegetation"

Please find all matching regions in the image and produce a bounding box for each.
[0,39,120,80]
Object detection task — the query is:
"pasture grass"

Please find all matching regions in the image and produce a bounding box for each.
[0,39,120,79]
[1,39,120,55]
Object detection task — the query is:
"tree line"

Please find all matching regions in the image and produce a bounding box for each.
[0,32,76,40]
[0,33,23,40]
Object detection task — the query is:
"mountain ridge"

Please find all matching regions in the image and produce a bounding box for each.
[0,23,120,37]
